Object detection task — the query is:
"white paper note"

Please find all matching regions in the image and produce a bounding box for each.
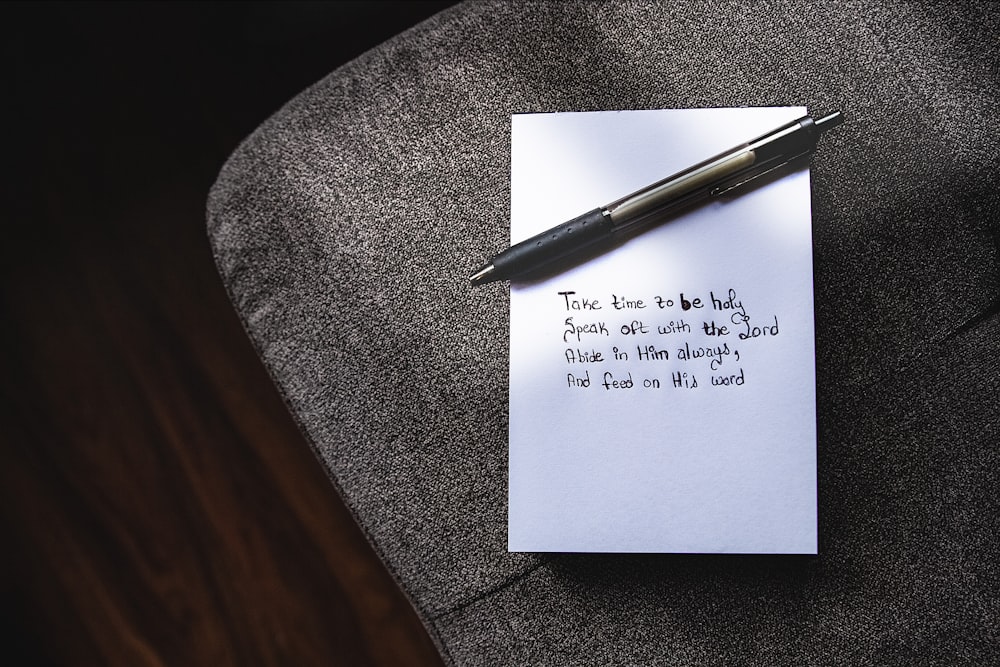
[508,108,817,553]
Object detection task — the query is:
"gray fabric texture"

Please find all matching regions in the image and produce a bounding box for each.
[207,1,1000,664]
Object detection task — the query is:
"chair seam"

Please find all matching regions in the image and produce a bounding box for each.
[430,559,549,623]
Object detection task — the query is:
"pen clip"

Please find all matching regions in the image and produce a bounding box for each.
[710,150,811,197]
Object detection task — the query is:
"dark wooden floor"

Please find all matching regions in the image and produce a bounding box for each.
[1,4,452,665]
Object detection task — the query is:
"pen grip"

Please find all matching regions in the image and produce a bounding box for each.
[495,208,614,278]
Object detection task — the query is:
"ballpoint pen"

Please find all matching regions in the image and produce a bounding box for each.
[470,111,844,285]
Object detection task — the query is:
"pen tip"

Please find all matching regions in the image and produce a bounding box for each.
[470,264,496,286]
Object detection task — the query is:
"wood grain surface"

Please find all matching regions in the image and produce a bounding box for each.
[1,4,452,665]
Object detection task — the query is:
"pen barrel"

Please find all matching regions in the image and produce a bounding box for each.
[495,208,613,278]
[606,148,755,226]
[607,115,824,228]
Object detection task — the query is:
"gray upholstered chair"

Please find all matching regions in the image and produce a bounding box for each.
[208,2,999,664]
